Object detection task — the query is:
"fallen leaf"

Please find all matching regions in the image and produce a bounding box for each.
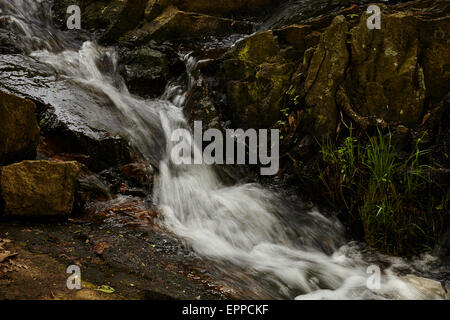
[93,242,113,255]
[95,285,115,294]
[0,251,18,263]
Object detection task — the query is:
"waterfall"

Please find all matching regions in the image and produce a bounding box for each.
[0,0,442,300]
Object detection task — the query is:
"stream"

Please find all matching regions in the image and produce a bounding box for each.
[0,0,447,299]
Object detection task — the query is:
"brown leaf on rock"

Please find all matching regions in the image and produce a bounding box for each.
[0,251,18,263]
[93,242,113,255]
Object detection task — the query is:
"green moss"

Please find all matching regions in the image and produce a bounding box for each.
[237,42,250,61]
[384,48,398,57]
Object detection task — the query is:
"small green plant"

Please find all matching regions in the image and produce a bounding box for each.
[280,107,290,117]
[317,124,360,210]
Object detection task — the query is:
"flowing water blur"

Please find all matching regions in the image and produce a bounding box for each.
[0,0,445,299]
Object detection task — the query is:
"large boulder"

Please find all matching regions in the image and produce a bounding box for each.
[0,160,81,217]
[0,91,40,165]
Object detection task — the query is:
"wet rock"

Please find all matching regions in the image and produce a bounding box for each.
[211,16,349,135]
[118,44,184,98]
[0,160,81,217]
[119,46,169,97]
[0,54,133,172]
[0,91,40,165]
[74,170,112,213]
[185,80,222,131]
[99,0,148,44]
[188,0,449,142]
[77,172,112,201]
[124,6,253,43]
[0,29,23,54]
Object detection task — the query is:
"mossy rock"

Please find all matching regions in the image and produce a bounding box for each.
[344,10,427,127]
[227,62,294,129]
[225,31,280,65]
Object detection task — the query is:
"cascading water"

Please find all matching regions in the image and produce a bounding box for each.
[0,0,444,299]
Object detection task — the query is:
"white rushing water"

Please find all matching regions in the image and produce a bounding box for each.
[1,0,444,299]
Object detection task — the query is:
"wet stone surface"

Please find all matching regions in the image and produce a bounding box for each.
[0,209,234,300]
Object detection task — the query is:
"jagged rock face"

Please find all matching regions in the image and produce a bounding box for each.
[344,10,426,127]
[192,1,449,138]
[0,91,40,165]
[303,15,349,136]
[0,160,81,216]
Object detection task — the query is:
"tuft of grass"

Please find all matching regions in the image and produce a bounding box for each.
[318,126,447,256]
